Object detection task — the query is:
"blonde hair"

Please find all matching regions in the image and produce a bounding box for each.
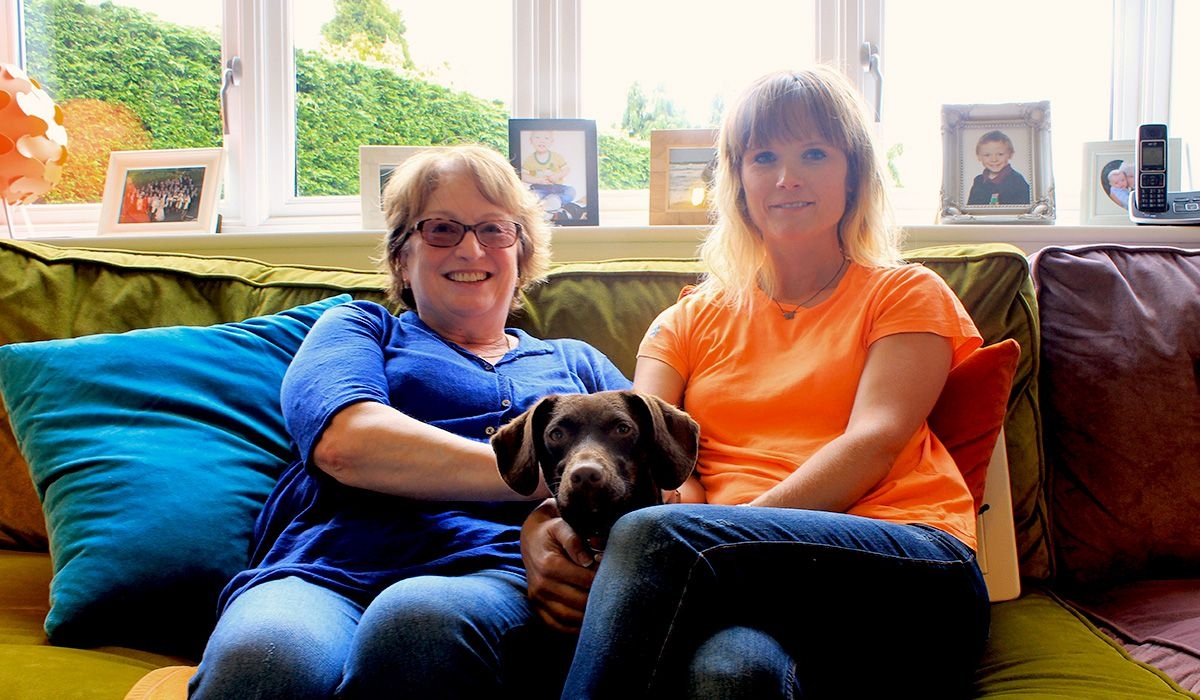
[380,144,551,310]
[697,66,903,309]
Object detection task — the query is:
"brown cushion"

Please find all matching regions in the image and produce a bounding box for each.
[1032,245,1200,588]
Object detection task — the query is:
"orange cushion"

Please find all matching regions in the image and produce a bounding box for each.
[928,338,1021,512]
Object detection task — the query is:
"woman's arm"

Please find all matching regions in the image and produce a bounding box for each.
[750,331,951,512]
[313,400,550,502]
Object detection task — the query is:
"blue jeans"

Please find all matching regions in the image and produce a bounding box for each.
[189,571,567,700]
[561,505,990,699]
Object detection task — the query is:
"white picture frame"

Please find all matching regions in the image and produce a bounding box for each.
[97,148,225,235]
[358,146,447,231]
[939,102,1055,224]
[1080,139,1183,225]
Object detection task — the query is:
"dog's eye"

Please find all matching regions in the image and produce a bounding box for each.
[548,428,565,441]
[615,423,633,435]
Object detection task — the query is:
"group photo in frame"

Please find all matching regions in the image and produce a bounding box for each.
[1080,138,1184,225]
[97,148,225,235]
[507,118,598,226]
[939,101,1055,224]
[649,129,718,225]
[359,145,448,231]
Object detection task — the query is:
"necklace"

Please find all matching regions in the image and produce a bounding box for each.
[475,334,515,362]
[771,258,848,320]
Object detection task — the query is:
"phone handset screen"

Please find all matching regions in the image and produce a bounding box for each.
[1142,142,1165,169]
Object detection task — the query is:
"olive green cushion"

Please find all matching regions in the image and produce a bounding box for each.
[0,239,390,550]
[0,551,189,700]
[975,588,1198,698]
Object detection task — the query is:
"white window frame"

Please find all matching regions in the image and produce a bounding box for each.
[0,0,1183,235]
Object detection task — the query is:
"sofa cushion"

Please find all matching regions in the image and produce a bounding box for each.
[906,245,1047,582]
[0,295,350,655]
[0,238,389,551]
[1032,245,1200,588]
[1070,579,1200,693]
[929,338,1021,512]
[0,551,188,696]
[976,588,1199,698]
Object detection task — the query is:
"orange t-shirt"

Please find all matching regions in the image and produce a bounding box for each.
[637,262,982,549]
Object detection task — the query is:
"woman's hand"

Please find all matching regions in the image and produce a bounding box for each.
[522,499,598,634]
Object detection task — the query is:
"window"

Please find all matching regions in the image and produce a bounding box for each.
[1170,1,1197,166]
[878,0,1115,224]
[0,0,1190,235]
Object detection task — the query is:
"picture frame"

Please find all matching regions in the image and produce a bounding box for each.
[649,129,718,225]
[358,145,448,231]
[1080,138,1183,225]
[939,102,1055,224]
[98,148,225,235]
[508,118,599,226]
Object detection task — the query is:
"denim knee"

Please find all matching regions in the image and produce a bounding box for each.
[190,578,355,700]
[340,572,536,698]
[688,626,798,700]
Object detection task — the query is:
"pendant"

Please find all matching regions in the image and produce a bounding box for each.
[782,311,795,320]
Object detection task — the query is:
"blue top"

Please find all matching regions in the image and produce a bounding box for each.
[218,301,631,612]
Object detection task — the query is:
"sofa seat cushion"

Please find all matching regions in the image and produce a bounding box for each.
[975,588,1198,698]
[1070,579,1200,693]
[0,551,185,699]
[1031,245,1200,588]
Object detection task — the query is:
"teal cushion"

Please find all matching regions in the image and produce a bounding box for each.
[0,295,351,655]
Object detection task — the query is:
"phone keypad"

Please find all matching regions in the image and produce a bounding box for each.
[1140,187,1167,210]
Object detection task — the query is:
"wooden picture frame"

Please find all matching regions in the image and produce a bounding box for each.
[939,102,1055,224]
[1080,138,1183,225]
[508,118,599,226]
[649,129,718,225]
[97,148,224,235]
[358,145,448,231]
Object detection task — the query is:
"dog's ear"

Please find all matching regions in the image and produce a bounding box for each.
[492,395,559,496]
[625,391,699,490]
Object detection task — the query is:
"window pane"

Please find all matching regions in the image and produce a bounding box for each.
[581,1,816,193]
[20,0,222,205]
[881,0,1113,224]
[292,1,513,197]
[1171,1,1198,186]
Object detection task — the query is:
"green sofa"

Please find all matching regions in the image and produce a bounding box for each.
[0,237,1196,699]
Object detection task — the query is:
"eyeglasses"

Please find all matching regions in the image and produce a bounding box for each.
[404,218,522,249]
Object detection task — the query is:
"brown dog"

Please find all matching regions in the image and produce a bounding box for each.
[491,390,699,549]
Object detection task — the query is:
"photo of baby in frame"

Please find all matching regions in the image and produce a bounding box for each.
[507,118,599,226]
[940,102,1055,224]
[1080,139,1184,225]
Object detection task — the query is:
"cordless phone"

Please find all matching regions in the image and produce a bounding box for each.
[1128,123,1200,224]
[1133,124,1168,213]
[1123,123,1200,224]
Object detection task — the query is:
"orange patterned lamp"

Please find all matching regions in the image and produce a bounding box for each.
[0,63,69,236]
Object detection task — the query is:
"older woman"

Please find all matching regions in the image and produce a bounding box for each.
[523,67,990,699]
[189,145,630,700]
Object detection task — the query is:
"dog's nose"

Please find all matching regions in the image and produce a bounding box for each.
[569,464,603,486]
